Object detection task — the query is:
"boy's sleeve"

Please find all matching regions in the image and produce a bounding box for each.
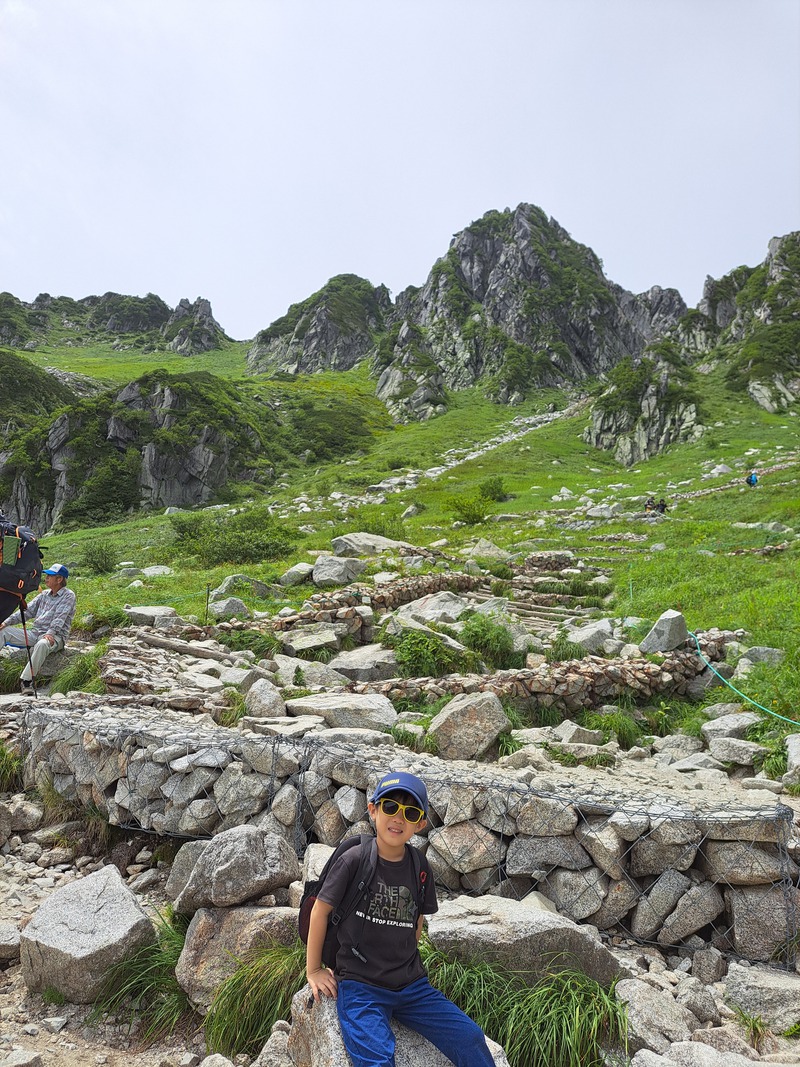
[316,849,357,910]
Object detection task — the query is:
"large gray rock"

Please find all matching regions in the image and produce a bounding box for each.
[639,610,689,653]
[165,840,209,901]
[427,895,624,987]
[396,591,472,624]
[700,713,761,742]
[209,597,251,620]
[20,866,155,1003]
[725,960,800,1031]
[427,823,506,874]
[245,677,287,717]
[726,885,800,961]
[427,692,511,761]
[698,841,794,885]
[615,978,699,1053]
[568,618,614,652]
[327,644,399,682]
[630,870,691,940]
[284,692,396,730]
[209,574,274,602]
[330,532,417,557]
[173,825,299,914]
[286,985,510,1066]
[707,737,765,766]
[657,883,725,945]
[278,561,315,586]
[271,653,349,688]
[175,906,298,1010]
[312,556,368,586]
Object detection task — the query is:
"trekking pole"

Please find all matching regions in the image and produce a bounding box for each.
[20,605,38,699]
[204,583,211,626]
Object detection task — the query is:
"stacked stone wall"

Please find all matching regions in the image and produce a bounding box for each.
[20,699,799,967]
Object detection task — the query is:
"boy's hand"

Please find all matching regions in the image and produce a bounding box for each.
[307,966,338,1001]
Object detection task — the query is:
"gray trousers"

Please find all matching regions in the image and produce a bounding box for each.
[0,627,64,681]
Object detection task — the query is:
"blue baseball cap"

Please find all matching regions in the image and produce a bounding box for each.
[43,564,69,580]
[372,771,428,814]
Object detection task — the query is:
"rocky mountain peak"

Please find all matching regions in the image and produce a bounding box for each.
[246,274,391,375]
[162,296,228,354]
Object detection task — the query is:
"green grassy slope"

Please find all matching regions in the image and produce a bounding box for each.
[1,335,797,676]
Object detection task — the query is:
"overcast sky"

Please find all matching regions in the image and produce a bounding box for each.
[2,0,798,341]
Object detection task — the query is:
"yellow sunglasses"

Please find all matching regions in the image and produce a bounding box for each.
[378,798,425,824]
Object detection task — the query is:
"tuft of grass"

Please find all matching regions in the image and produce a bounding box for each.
[50,640,108,695]
[498,733,524,757]
[580,710,643,750]
[35,778,116,853]
[91,907,194,1045]
[0,741,23,792]
[460,613,523,670]
[0,659,24,695]
[390,725,425,752]
[545,628,586,664]
[732,1005,773,1052]
[204,938,307,1059]
[217,691,247,729]
[583,752,616,769]
[42,986,66,1006]
[219,628,281,660]
[383,628,467,679]
[543,743,579,767]
[421,939,627,1067]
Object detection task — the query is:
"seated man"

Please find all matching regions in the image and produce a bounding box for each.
[0,564,76,695]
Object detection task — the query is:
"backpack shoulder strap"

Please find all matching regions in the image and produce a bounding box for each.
[406,843,427,915]
[330,834,377,929]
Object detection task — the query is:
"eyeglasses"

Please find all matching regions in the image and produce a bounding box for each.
[378,798,425,824]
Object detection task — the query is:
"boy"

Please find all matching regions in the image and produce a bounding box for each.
[306,770,496,1067]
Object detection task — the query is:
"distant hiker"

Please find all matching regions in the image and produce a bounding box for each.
[645,497,656,512]
[0,564,75,696]
[746,471,758,487]
[655,498,668,514]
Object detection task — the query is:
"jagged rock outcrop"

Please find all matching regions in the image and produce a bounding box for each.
[583,365,703,466]
[245,204,688,422]
[247,274,391,374]
[675,232,800,412]
[0,372,270,528]
[0,289,231,354]
[163,297,228,354]
[390,206,686,402]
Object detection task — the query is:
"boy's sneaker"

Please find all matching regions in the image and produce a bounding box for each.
[20,681,35,696]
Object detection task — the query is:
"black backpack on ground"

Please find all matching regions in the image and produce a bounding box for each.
[0,518,44,625]
[298,833,427,969]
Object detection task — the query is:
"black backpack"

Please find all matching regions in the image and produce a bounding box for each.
[298,833,427,969]
[0,518,44,625]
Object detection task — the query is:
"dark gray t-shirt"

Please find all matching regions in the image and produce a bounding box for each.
[318,844,438,990]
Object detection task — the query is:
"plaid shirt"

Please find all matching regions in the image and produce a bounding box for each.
[18,586,77,642]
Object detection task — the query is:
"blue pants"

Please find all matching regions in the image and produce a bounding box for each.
[337,976,495,1067]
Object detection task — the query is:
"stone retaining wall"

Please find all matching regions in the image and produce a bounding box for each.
[272,572,483,632]
[20,699,799,967]
[353,649,714,712]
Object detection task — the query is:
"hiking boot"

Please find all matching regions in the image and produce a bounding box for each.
[19,680,35,696]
